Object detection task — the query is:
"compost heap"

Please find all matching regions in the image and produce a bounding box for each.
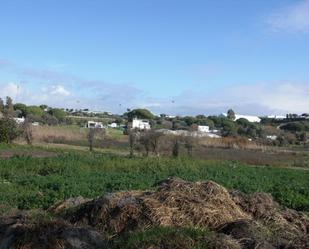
[0,178,308,249]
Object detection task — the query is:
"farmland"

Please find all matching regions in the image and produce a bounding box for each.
[0,144,308,213]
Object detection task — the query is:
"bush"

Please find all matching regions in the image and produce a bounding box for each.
[48,108,66,122]
[281,122,306,132]
[0,116,21,143]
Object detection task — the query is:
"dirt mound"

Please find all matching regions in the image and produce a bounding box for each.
[0,213,106,249]
[1,178,308,248]
[49,196,91,214]
[230,190,309,244]
[218,219,276,249]
[142,178,249,228]
[67,178,249,236]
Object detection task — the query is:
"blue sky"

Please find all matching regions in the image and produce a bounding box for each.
[1,0,309,115]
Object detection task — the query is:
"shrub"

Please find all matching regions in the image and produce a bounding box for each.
[0,116,21,143]
[281,122,306,132]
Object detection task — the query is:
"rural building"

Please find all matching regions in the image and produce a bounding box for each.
[108,122,118,128]
[14,117,25,124]
[132,118,151,130]
[87,121,104,129]
[267,115,285,120]
[266,135,277,141]
[197,125,209,133]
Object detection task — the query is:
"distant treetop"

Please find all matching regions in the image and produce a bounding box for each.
[125,108,155,121]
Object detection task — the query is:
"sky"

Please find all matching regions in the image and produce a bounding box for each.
[0,0,309,116]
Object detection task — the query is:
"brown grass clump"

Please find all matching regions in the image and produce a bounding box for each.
[67,191,149,238]
[230,190,309,245]
[67,178,249,236]
[141,178,249,228]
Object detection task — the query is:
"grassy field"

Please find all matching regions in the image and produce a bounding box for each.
[0,144,309,212]
[26,125,309,169]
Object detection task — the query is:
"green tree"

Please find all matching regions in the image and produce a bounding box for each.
[222,119,237,136]
[281,122,305,132]
[0,116,21,143]
[25,106,44,117]
[48,108,66,122]
[236,118,251,127]
[43,113,58,125]
[5,96,14,115]
[183,116,197,126]
[0,98,4,113]
[196,117,215,129]
[227,109,236,121]
[126,108,154,121]
[14,103,27,117]
[39,104,48,110]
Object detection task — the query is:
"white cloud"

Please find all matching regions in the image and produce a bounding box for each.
[1,82,20,98]
[145,82,309,116]
[1,81,308,116]
[1,59,308,115]
[224,82,309,114]
[267,0,309,33]
[49,85,70,96]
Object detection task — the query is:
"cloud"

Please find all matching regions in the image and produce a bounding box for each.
[0,59,145,111]
[145,82,309,116]
[1,59,308,116]
[267,0,309,33]
[1,82,20,97]
[49,85,71,96]
[1,81,308,116]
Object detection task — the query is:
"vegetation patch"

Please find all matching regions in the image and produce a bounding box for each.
[0,146,309,211]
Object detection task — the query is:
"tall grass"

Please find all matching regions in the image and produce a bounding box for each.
[198,136,267,150]
[32,125,87,143]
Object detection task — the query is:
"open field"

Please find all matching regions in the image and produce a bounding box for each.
[29,125,128,150]
[194,146,309,168]
[0,144,308,212]
[24,125,309,169]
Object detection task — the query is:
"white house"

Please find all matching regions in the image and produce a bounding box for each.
[132,118,151,130]
[221,113,261,123]
[87,121,104,129]
[266,135,277,141]
[108,122,118,128]
[14,117,25,124]
[197,125,209,133]
[267,115,285,120]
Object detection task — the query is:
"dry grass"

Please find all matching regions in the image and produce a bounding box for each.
[142,178,249,229]
[32,125,87,143]
[198,136,267,151]
[66,178,250,236]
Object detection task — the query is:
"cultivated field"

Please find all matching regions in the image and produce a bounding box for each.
[1,126,309,248]
[0,144,308,212]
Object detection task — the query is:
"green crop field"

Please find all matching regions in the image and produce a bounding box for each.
[0,144,309,212]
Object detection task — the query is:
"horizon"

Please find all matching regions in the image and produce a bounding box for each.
[1,0,309,116]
